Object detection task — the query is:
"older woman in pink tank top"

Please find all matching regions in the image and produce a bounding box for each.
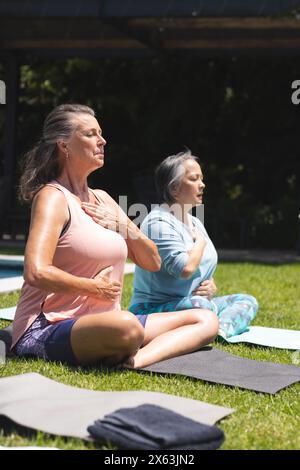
[12,104,161,366]
[12,103,218,368]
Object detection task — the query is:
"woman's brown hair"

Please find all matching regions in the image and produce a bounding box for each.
[19,103,95,203]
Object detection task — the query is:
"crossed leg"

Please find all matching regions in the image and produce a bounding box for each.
[70,310,144,366]
[123,308,219,369]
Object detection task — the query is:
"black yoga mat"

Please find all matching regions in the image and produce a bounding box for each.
[139,347,300,394]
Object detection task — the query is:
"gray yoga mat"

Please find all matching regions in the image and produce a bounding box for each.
[139,347,300,394]
[0,373,234,439]
[223,326,300,350]
[0,306,16,321]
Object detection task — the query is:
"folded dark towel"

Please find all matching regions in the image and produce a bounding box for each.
[87,404,225,450]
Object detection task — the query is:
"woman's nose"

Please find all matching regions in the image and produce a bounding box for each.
[98,135,106,145]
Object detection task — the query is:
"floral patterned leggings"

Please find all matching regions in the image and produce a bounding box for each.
[129,294,259,338]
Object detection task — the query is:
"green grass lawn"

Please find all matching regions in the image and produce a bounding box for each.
[0,262,299,450]
[0,246,25,256]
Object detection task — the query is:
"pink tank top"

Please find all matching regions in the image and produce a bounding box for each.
[11,182,128,349]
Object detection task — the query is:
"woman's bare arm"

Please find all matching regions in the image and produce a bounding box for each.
[24,187,120,299]
[125,220,161,272]
[85,190,161,272]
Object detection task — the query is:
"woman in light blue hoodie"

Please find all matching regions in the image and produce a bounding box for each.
[126,150,258,368]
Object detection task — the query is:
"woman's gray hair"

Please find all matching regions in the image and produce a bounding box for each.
[19,103,95,203]
[154,150,199,204]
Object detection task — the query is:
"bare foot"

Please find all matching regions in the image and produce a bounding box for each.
[122,354,137,369]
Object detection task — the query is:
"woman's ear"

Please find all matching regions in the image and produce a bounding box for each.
[57,140,68,155]
[171,184,180,201]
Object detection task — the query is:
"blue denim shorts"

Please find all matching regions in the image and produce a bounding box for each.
[14,312,78,366]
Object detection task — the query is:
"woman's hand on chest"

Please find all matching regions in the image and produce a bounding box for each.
[81,201,128,233]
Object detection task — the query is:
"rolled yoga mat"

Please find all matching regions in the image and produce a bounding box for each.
[139,347,300,394]
[223,326,300,350]
[0,373,234,440]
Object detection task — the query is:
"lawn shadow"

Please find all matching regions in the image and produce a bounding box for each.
[0,415,102,449]
[0,415,38,439]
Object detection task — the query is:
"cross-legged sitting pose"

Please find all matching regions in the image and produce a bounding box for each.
[12,103,162,367]
[127,150,258,368]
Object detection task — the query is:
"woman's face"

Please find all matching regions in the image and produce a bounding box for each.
[64,114,107,173]
[172,159,205,207]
